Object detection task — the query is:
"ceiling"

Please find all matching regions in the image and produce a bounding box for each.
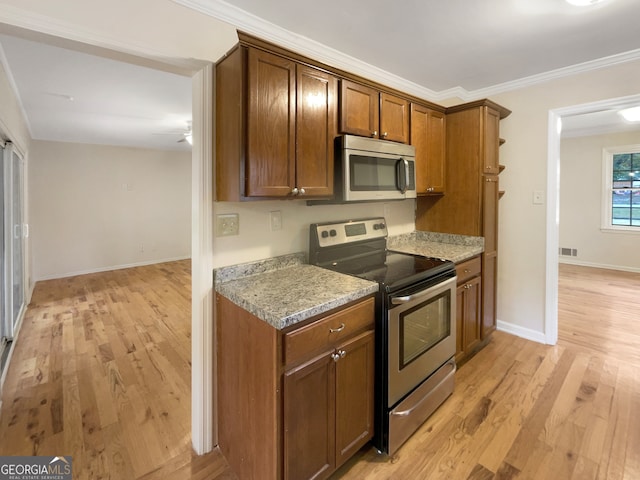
[0,33,192,151]
[1,0,640,149]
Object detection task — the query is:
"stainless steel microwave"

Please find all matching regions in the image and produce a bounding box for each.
[337,135,416,202]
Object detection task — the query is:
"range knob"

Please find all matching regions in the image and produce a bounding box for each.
[373,223,386,230]
[329,229,337,237]
[321,231,329,239]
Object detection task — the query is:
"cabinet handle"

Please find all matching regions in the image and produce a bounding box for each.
[464,269,471,273]
[331,353,340,362]
[339,349,346,358]
[371,130,378,137]
[291,187,299,195]
[329,323,345,333]
[426,187,434,192]
[381,132,388,138]
[485,178,497,183]
[299,188,306,195]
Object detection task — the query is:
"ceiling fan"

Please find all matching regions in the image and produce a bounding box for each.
[153,121,192,144]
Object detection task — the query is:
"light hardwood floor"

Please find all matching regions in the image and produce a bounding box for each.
[1,262,638,479]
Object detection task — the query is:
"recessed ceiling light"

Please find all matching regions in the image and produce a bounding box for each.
[619,106,640,122]
[565,0,609,5]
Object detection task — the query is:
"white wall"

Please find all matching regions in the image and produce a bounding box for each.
[29,140,191,279]
[559,130,640,272]
[486,59,640,338]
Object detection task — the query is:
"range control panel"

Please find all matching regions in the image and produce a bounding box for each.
[312,217,388,248]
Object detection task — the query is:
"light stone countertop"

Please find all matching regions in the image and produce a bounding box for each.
[388,231,484,263]
[214,253,379,330]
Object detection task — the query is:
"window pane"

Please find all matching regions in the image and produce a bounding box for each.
[613,190,631,225]
[614,153,631,170]
[633,153,640,170]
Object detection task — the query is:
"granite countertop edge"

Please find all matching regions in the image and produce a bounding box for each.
[388,231,485,263]
[214,253,379,330]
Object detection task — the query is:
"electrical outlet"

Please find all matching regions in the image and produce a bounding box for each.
[216,213,239,236]
[270,211,282,231]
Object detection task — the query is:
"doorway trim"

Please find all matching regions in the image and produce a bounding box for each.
[546,93,640,345]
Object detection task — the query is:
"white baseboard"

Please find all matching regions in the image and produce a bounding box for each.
[558,257,640,274]
[497,319,548,345]
[36,256,191,281]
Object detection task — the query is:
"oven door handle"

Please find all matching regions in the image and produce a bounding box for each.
[391,288,433,305]
[390,275,456,305]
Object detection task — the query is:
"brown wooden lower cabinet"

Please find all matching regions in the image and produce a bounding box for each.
[455,256,483,365]
[217,294,375,480]
[284,330,374,480]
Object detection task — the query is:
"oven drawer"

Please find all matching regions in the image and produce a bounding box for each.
[284,297,375,366]
[456,256,481,284]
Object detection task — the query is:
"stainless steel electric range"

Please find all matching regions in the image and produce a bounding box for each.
[309,217,457,455]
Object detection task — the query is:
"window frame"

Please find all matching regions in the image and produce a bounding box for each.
[601,144,640,234]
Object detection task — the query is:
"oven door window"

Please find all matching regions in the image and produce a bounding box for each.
[399,291,450,369]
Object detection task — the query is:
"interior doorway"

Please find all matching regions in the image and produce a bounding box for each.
[546,93,640,345]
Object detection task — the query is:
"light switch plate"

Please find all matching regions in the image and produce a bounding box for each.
[270,210,282,231]
[216,213,239,236]
[533,190,545,205]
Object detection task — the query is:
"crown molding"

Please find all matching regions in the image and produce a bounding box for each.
[174,0,640,104]
[467,48,640,100]
[172,0,445,102]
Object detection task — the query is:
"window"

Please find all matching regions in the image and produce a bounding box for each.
[602,145,640,232]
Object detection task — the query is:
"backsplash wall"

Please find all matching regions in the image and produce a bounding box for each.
[212,199,416,268]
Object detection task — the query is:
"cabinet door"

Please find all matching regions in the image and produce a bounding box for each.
[482,252,497,338]
[456,276,482,362]
[455,284,465,362]
[296,65,337,197]
[284,352,335,480]
[483,175,499,253]
[483,107,501,174]
[246,48,296,197]
[335,330,374,468]
[411,104,445,194]
[380,93,409,144]
[339,79,379,138]
[463,276,482,354]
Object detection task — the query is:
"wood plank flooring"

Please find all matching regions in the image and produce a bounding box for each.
[0,260,233,479]
[0,262,638,479]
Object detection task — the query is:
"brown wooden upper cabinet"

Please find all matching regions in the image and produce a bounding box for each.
[339,79,409,144]
[216,46,337,201]
[410,103,446,195]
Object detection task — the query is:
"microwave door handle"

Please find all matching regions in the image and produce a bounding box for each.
[396,158,408,193]
[403,158,410,192]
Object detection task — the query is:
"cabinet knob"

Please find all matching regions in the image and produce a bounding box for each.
[331,353,340,362]
[371,130,378,137]
[291,187,299,195]
[299,187,306,195]
[381,132,388,138]
[339,349,346,358]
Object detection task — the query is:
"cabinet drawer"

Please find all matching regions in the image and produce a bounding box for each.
[456,256,481,284]
[284,297,374,367]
